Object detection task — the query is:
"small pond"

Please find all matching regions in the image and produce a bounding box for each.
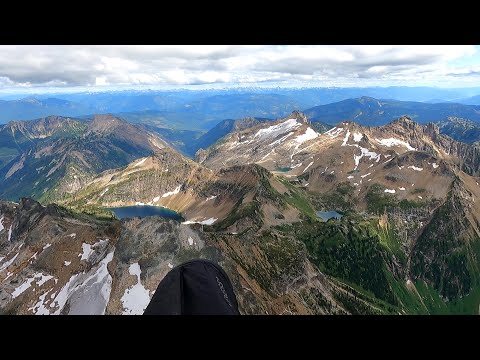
[316,210,343,221]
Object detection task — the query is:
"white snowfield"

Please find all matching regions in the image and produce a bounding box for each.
[0,253,18,272]
[294,127,319,144]
[12,273,54,299]
[254,118,301,140]
[384,189,396,194]
[121,263,151,315]
[353,147,380,170]
[161,185,182,198]
[324,127,344,138]
[341,130,351,146]
[353,132,363,142]
[303,161,314,173]
[182,217,217,225]
[79,243,94,261]
[375,137,416,151]
[42,250,115,315]
[407,165,423,171]
[270,132,294,147]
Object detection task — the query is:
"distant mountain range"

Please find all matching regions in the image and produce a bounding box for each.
[0,98,94,123]
[304,96,480,126]
[2,86,480,130]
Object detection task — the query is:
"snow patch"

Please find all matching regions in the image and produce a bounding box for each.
[68,233,76,238]
[0,216,4,232]
[294,127,319,144]
[79,243,94,261]
[347,175,354,179]
[375,137,416,151]
[353,147,380,170]
[36,274,54,286]
[270,131,295,146]
[28,289,53,315]
[188,237,194,246]
[341,130,351,146]
[182,217,217,225]
[353,132,363,142]
[99,187,109,197]
[360,173,371,178]
[64,261,71,266]
[162,185,182,198]
[11,273,53,298]
[324,127,343,138]
[408,165,423,171]
[168,262,174,269]
[303,161,314,173]
[432,163,439,169]
[12,277,36,298]
[206,195,217,201]
[8,224,12,241]
[135,202,145,205]
[254,119,301,140]
[42,243,51,250]
[50,251,115,315]
[417,195,423,199]
[398,187,406,191]
[384,189,396,194]
[121,263,151,315]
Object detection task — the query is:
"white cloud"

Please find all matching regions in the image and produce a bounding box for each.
[0,45,477,89]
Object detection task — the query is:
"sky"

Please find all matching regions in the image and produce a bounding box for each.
[0,45,479,93]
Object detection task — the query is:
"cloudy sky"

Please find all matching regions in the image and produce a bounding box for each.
[0,45,479,92]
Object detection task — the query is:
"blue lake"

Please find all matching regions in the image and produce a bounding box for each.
[275,167,292,172]
[316,210,343,221]
[107,205,184,221]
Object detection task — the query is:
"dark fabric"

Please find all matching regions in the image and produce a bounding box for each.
[143,259,240,315]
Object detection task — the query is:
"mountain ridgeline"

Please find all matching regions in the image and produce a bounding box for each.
[0,114,167,202]
[305,96,480,126]
[2,107,480,314]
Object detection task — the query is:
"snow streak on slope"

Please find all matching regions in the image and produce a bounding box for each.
[375,137,416,151]
[121,263,151,315]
